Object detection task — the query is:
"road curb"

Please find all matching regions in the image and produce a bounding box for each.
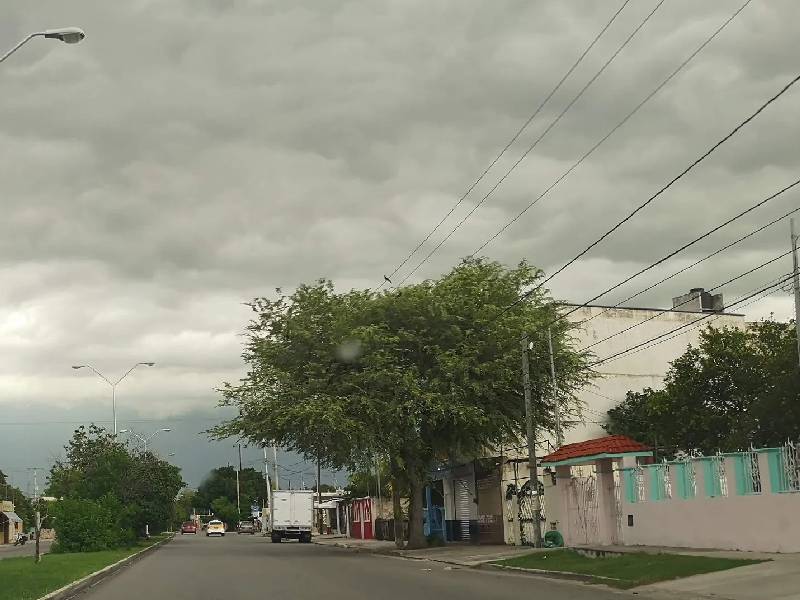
[481,562,623,584]
[313,541,521,568]
[38,534,174,600]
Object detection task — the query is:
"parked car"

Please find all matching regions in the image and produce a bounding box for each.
[180,521,198,535]
[237,521,256,535]
[206,519,225,537]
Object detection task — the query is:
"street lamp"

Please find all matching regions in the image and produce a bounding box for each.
[1,27,85,65]
[118,428,171,454]
[72,362,156,436]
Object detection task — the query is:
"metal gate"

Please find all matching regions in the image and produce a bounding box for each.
[566,472,599,545]
[454,479,472,542]
[517,479,544,546]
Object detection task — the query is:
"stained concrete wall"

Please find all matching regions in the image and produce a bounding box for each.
[622,453,800,553]
[563,306,746,445]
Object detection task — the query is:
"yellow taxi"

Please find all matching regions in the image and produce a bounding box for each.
[206,519,225,536]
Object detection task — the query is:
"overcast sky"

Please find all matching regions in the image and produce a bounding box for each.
[0,1,798,488]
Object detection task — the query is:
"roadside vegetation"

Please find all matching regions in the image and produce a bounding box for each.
[0,534,170,600]
[47,425,183,551]
[606,322,800,455]
[494,549,764,588]
[213,258,594,548]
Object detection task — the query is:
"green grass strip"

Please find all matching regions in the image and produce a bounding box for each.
[494,549,764,588]
[0,535,170,600]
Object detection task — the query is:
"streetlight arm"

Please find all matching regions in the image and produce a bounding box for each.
[114,364,143,386]
[82,365,114,387]
[0,33,43,65]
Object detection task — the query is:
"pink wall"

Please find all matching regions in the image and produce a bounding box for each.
[622,453,800,553]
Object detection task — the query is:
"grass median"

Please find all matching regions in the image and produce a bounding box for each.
[0,534,171,600]
[493,549,764,588]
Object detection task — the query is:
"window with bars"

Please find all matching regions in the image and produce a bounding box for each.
[622,468,637,504]
[648,463,670,501]
[733,450,761,495]
[765,442,800,493]
[673,461,696,499]
[701,455,728,498]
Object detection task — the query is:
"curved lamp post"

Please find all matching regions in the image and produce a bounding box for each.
[1,27,85,64]
[72,362,155,435]
[119,428,171,454]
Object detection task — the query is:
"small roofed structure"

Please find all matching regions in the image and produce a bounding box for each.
[541,435,652,547]
[541,434,651,467]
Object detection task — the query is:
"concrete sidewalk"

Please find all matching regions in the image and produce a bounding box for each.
[316,536,800,598]
[312,536,540,566]
[635,553,800,600]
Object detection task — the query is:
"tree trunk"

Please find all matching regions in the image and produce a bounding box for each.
[405,472,427,549]
[389,457,405,549]
[391,476,404,549]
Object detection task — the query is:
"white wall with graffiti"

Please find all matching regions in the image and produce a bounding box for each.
[544,441,800,553]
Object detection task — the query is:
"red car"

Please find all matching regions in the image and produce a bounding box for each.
[180,521,198,535]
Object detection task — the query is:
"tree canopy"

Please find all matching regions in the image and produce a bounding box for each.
[605,321,800,454]
[0,471,34,531]
[214,258,593,547]
[48,425,184,544]
[195,466,267,521]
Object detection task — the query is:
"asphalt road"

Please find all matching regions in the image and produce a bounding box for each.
[0,538,52,559]
[81,533,639,600]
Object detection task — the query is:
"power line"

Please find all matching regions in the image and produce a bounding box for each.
[536,71,800,293]
[393,0,664,288]
[374,0,632,291]
[559,178,800,322]
[598,278,788,367]
[470,0,754,260]
[576,203,800,330]
[581,248,793,351]
[592,272,797,366]
[504,69,800,321]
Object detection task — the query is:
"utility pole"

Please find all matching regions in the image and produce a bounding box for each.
[792,219,800,367]
[263,447,271,535]
[547,327,563,448]
[317,456,323,534]
[236,444,242,518]
[273,446,279,490]
[375,455,383,522]
[28,467,43,563]
[521,335,543,548]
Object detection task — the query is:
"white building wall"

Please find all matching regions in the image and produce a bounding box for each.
[561,305,746,444]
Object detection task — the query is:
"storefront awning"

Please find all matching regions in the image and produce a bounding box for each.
[1,511,22,523]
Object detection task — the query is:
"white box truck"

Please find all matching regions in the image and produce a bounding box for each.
[270,489,314,543]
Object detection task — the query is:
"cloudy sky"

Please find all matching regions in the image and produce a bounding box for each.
[0,0,798,488]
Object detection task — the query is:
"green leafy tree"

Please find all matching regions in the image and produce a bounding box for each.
[47,425,184,545]
[210,497,239,530]
[50,495,132,553]
[0,471,34,531]
[173,489,197,528]
[214,258,592,548]
[345,465,391,499]
[195,467,267,520]
[605,321,800,454]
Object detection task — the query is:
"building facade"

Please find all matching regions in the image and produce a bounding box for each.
[429,289,749,546]
[562,288,746,445]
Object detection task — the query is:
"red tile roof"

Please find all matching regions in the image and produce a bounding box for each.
[541,435,651,464]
